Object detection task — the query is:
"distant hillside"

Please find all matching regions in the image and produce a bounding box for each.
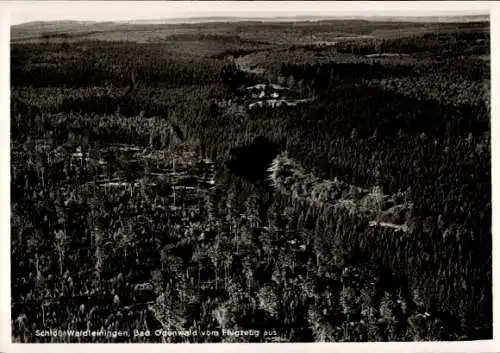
[11,16,489,43]
[12,14,489,29]
[11,21,119,41]
[118,14,489,24]
[11,20,102,29]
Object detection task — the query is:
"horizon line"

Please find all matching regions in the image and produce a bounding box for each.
[12,13,490,27]
[7,1,492,26]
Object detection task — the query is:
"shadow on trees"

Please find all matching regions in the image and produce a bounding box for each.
[226,136,280,184]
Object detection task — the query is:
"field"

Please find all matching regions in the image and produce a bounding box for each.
[10,18,491,342]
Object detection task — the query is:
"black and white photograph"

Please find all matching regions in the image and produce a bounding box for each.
[2,0,496,348]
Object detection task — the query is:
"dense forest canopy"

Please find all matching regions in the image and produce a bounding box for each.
[10,19,491,342]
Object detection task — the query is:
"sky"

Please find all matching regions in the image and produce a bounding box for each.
[4,1,492,26]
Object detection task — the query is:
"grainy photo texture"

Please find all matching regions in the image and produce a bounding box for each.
[10,5,491,343]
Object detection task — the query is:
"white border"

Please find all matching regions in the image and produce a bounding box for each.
[0,2,498,352]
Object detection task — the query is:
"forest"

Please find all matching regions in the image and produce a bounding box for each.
[10,19,491,342]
